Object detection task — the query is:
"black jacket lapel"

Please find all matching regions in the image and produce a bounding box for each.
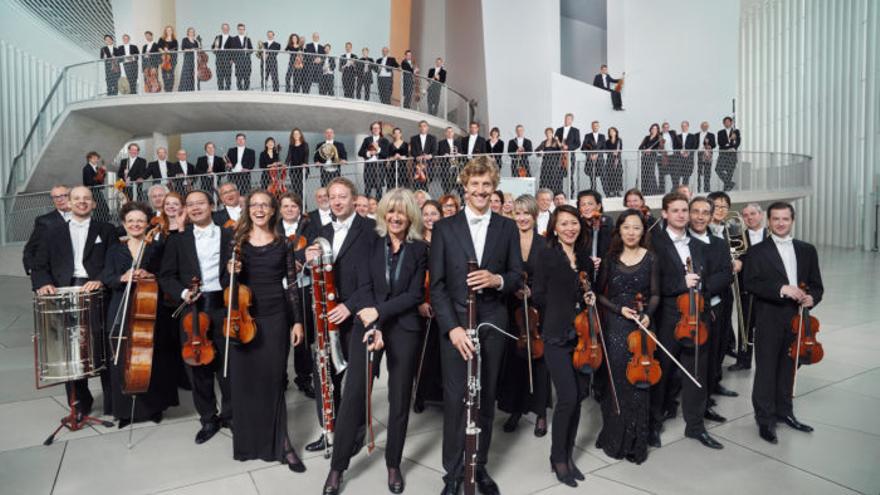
[481,213,501,269]
[452,212,477,263]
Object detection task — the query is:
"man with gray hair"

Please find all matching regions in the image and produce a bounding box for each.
[535,188,554,235]
[730,202,768,372]
[23,185,70,275]
[148,184,169,215]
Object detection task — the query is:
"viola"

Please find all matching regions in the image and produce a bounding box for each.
[223,242,257,345]
[789,282,823,365]
[181,277,215,366]
[514,272,543,360]
[413,159,428,184]
[625,294,661,389]
[674,257,708,347]
[572,271,602,373]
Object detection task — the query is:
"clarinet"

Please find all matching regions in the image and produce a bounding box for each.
[463,259,480,495]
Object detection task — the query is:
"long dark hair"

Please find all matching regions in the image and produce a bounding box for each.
[545,204,591,267]
[606,208,651,261]
[233,190,279,247]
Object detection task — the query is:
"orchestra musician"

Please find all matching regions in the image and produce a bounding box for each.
[356,47,374,101]
[413,200,444,413]
[507,125,533,178]
[286,128,310,199]
[101,34,119,96]
[716,117,741,192]
[158,190,233,444]
[212,23,233,91]
[743,202,823,444]
[157,26,178,92]
[23,185,70,276]
[307,187,333,227]
[730,203,768,372]
[119,143,148,200]
[323,188,428,495]
[707,191,741,396]
[637,124,661,196]
[339,42,359,98]
[358,121,391,200]
[82,151,110,223]
[696,122,716,193]
[116,34,140,94]
[582,121,605,190]
[375,46,398,105]
[426,57,446,116]
[593,64,623,110]
[436,127,461,195]
[603,127,624,197]
[313,128,348,187]
[576,190,613,275]
[429,157,522,495]
[212,182,243,227]
[555,114,581,196]
[229,24,253,90]
[536,128,563,195]
[401,50,418,109]
[223,190,306,470]
[226,133,257,189]
[409,121,437,192]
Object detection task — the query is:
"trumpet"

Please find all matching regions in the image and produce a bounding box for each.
[722,212,749,350]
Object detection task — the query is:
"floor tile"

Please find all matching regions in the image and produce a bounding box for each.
[157,473,258,495]
[0,442,65,495]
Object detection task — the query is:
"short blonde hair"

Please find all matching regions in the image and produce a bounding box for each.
[513,194,538,219]
[458,155,500,188]
[374,188,423,241]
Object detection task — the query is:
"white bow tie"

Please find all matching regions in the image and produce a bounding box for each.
[469,215,488,226]
[672,235,689,245]
[194,228,214,240]
[70,221,89,229]
[772,234,793,245]
[333,221,349,232]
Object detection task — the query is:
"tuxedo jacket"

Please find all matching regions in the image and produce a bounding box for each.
[30,219,116,290]
[593,73,620,90]
[429,210,522,334]
[100,46,115,61]
[339,52,359,72]
[688,233,734,299]
[317,214,377,313]
[313,141,348,162]
[22,210,67,275]
[119,156,147,181]
[697,132,717,149]
[304,42,325,55]
[82,164,102,187]
[197,155,225,174]
[743,238,823,326]
[437,139,457,156]
[227,36,253,51]
[307,209,332,227]
[358,236,429,332]
[158,225,234,304]
[589,214,614,258]
[114,44,140,57]
[410,134,438,158]
[177,161,197,176]
[532,243,594,343]
[142,42,160,54]
[358,136,391,161]
[147,160,184,179]
[554,126,582,151]
[427,67,447,84]
[507,138,533,154]
[457,135,487,156]
[718,129,741,151]
[376,56,399,73]
[226,147,256,170]
[211,206,240,227]
[582,133,606,151]
[275,216,319,266]
[676,132,698,151]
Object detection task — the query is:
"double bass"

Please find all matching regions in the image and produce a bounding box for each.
[625,294,661,389]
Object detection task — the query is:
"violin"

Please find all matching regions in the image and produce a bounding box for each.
[161,52,172,71]
[223,218,237,230]
[181,277,215,366]
[413,159,428,184]
[267,148,287,198]
[95,165,107,184]
[287,232,308,251]
[674,257,708,347]
[572,271,602,373]
[514,272,543,360]
[639,205,651,218]
[789,282,823,365]
[223,242,257,345]
[585,210,602,230]
[625,294,661,389]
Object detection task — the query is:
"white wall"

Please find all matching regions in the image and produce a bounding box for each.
[561,16,606,84]
[410,0,446,67]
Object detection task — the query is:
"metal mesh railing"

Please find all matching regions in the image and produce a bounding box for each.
[0,150,812,244]
[6,49,468,196]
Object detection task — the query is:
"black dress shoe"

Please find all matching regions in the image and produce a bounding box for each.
[413,398,425,414]
[778,415,814,432]
[388,467,404,493]
[475,468,500,495]
[440,478,461,495]
[534,416,548,437]
[648,429,662,448]
[707,397,717,408]
[704,408,727,423]
[502,413,520,433]
[150,412,163,424]
[306,435,327,452]
[323,470,343,495]
[759,425,778,443]
[687,431,723,449]
[663,406,677,420]
[195,421,220,444]
[713,384,739,397]
[728,362,751,372]
[284,449,306,473]
[219,418,233,431]
[568,459,585,481]
[297,380,316,399]
[550,461,577,488]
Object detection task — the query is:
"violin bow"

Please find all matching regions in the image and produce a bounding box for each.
[223,242,237,378]
[631,317,701,388]
[412,314,433,402]
[522,272,534,394]
[592,299,619,415]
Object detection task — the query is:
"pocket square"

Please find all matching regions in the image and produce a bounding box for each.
[94,236,102,244]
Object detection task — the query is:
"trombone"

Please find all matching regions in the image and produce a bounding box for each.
[722,212,749,351]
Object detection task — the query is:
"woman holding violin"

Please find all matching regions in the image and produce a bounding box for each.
[532,204,594,488]
[259,136,283,192]
[224,190,306,470]
[497,195,551,437]
[157,25,178,92]
[100,202,179,427]
[594,209,659,464]
[412,200,443,412]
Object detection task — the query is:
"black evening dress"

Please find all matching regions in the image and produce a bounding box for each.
[228,239,302,462]
[595,251,660,464]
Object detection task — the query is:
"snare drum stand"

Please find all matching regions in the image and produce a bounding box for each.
[44,383,113,446]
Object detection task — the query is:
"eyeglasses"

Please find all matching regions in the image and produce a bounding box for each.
[249,203,272,210]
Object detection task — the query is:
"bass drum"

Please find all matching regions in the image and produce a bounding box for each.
[33,287,105,389]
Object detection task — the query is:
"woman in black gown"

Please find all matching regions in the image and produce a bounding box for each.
[603,127,623,197]
[259,137,283,190]
[284,34,303,93]
[285,128,310,198]
[498,195,551,436]
[536,128,563,195]
[387,127,409,189]
[487,126,505,166]
[595,209,659,464]
[157,25,178,92]
[638,124,661,195]
[532,204,595,488]
[101,202,179,427]
[413,200,443,412]
[179,28,199,91]
[224,190,306,471]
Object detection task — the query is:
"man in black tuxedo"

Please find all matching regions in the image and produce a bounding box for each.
[226,133,256,190]
[115,34,140,93]
[303,177,376,453]
[657,122,678,192]
[576,190,613,272]
[318,42,337,96]
[339,42,359,98]
[119,143,147,201]
[696,121,716,192]
[23,185,70,275]
[308,187,333,227]
[31,186,115,418]
[159,189,233,444]
[410,120,437,190]
[230,23,253,90]
[401,49,418,108]
[375,46,399,104]
[707,191,740,395]
[172,148,194,194]
[212,182,242,227]
[358,121,391,199]
[676,121,698,187]
[100,35,119,96]
[716,117,741,191]
[459,121,487,158]
[147,147,184,186]
[82,151,109,220]
[730,203,768,371]
[430,157,522,495]
[648,192,728,451]
[313,128,348,186]
[194,141,218,193]
[582,120,606,190]
[261,30,281,92]
[592,64,624,110]
[437,126,461,194]
[211,23,233,90]
[743,202,822,444]
[427,57,447,116]
[507,124,533,177]
[304,32,325,94]
[555,113,581,196]
[142,31,160,71]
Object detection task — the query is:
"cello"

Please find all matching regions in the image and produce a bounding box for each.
[513,271,542,394]
[180,277,215,366]
[789,282,823,397]
[625,294,661,389]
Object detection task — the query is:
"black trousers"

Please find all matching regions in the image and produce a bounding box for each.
[697,158,713,192]
[428,84,441,115]
[716,153,738,188]
[235,58,251,90]
[610,90,622,109]
[217,55,232,90]
[649,303,708,436]
[544,342,586,463]
[320,74,335,96]
[341,68,357,98]
[403,74,414,108]
[583,155,603,190]
[292,286,314,386]
[676,152,694,186]
[265,59,279,91]
[104,66,119,95]
[357,77,372,100]
[639,154,659,195]
[123,62,139,93]
[182,293,232,426]
[439,320,507,482]
[332,321,421,471]
[378,76,393,104]
[364,162,386,199]
[752,313,797,427]
[706,303,725,396]
[320,167,341,187]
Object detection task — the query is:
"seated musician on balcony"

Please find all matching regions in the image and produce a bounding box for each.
[593,64,624,111]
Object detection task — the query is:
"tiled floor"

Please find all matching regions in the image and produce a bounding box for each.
[1,246,877,495]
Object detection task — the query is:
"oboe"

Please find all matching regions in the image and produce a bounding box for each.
[463,259,480,495]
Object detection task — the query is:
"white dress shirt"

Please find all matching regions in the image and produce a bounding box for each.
[192,223,222,294]
[379,57,391,77]
[318,207,332,226]
[772,234,798,287]
[536,210,550,235]
[516,137,524,148]
[367,135,380,161]
[225,205,241,222]
[467,135,478,156]
[689,229,721,306]
[419,133,427,150]
[748,228,764,246]
[662,132,674,153]
[667,227,691,266]
[158,160,168,179]
[331,213,356,256]
[179,161,189,176]
[282,220,299,237]
[465,207,491,265]
[69,218,91,278]
[206,154,215,170]
[233,146,245,172]
[446,138,456,154]
[562,126,571,141]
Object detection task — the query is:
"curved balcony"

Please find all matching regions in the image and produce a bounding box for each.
[6,49,470,194]
[0,149,812,244]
